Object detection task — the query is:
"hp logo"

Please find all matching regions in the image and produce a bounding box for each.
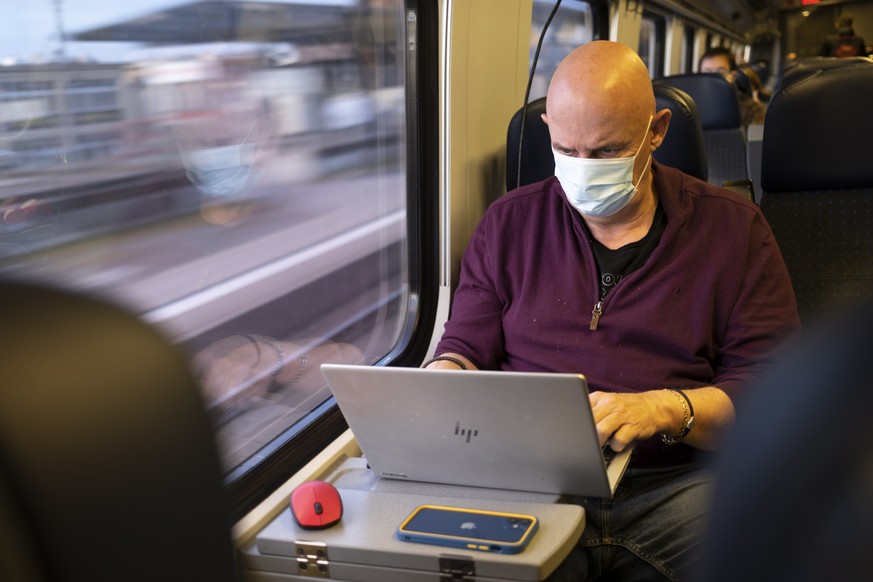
[454,421,479,443]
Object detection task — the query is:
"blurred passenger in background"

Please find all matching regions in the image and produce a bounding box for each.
[734,64,768,126]
[698,46,736,77]
[699,47,766,131]
[821,15,868,58]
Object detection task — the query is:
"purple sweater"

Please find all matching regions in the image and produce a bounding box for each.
[436,162,800,466]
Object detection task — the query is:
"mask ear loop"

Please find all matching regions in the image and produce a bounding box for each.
[632,115,655,190]
[242,114,275,147]
[240,114,278,169]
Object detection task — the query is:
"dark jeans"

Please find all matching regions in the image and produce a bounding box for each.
[547,464,711,581]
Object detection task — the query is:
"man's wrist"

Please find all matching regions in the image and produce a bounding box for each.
[661,388,695,445]
[421,355,468,370]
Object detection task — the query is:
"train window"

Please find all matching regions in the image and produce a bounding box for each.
[1,0,434,518]
[528,0,596,101]
[683,24,696,74]
[639,11,666,78]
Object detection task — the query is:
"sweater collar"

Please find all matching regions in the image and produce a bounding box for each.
[650,160,693,230]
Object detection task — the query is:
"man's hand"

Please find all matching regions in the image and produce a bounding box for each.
[590,390,673,452]
[590,387,736,452]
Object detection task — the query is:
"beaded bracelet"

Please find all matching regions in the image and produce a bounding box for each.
[265,336,285,381]
[421,355,468,370]
[288,348,308,386]
[263,337,308,386]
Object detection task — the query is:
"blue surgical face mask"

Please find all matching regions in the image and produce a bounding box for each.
[553,116,653,218]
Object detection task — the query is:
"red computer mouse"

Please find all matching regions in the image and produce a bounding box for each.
[290,480,343,529]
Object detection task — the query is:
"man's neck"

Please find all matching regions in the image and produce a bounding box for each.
[584,181,659,250]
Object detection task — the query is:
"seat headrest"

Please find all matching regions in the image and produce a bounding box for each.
[762,64,873,193]
[505,89,708,189]
[653,84,708,182]
[778,56,873,91]
[654,74,742,129]
[506,97,552,190]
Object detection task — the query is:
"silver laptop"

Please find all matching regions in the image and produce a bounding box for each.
[320,364,632,498]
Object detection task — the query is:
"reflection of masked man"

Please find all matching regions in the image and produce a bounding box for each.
[180,141,259,199]
[178,114,276,225]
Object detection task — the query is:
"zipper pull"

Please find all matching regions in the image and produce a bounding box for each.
[589,301,603,331]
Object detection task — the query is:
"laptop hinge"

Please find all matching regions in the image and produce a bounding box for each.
[439,554,475,581]
[293,540,330,578]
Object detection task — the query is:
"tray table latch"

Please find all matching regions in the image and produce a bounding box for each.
[439,554,475,581]
[293,540,330,578]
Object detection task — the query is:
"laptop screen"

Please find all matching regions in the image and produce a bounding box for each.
[321,364,631,497]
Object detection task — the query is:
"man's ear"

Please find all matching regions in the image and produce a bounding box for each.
[540,113,549,126]
[650,109,672,150]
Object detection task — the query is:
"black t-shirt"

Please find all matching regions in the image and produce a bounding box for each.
[590,203,667,301]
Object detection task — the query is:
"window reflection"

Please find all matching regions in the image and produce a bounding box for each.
[0,0,409,473]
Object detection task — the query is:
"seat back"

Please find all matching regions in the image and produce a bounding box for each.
[651,84,708,183]
[778,55,873,92]
[505,87,707,191]
[505,97,551,190]
[700,301,873,581]
[0,281,237,582]
[655,73,748,188]
[760,64,873,325]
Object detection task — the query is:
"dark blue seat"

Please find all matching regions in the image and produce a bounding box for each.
[650,84,708,183]
[0,281,237,582]
[778,55,873,92]
[760,63,873,326]
[700,299,873,581]
[505,96,553,190]
[654,73,748,189]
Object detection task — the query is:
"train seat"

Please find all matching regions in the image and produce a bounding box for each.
[505,85,707,191]
[654,73,749,190]
[505,96,552,190]
[760,64,873,326]
[650,84,708,183]
[778,55,873,92]
[0,281,237,582]
[699,299,873,581]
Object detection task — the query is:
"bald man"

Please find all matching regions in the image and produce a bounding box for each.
[425,41,798,580]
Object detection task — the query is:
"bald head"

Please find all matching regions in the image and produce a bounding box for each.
[546,41,655,133]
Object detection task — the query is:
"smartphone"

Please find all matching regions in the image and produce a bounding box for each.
[396,505,539,554]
